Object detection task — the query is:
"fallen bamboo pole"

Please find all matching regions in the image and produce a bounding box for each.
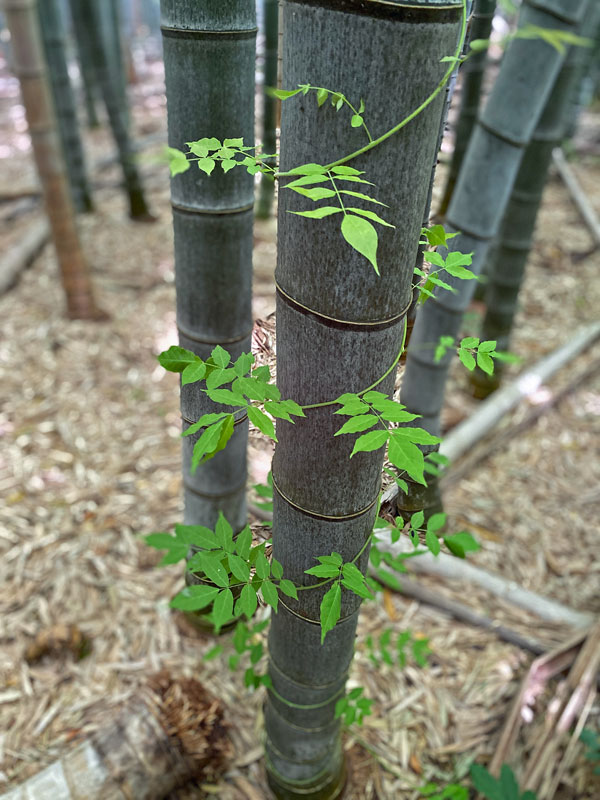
[0,671,232,800]
[0,218,49,294]
[553,147,600,249]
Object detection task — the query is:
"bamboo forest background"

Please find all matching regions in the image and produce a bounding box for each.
[0,0,599,798]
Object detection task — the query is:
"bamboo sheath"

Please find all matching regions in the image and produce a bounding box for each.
[438,0,496,217]
[472,33,592,396]
[256,0,279,219]
[160,1,255,535]
[267,2,463,796]
[69,0,149,219]
[37,0,92,213]
[3,0,99,320]
[399,0,588,437]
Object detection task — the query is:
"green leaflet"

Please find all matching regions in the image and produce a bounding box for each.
[289,207,342,219]
[444,531,480,559]
[167,147,190,177]
[349,429,389,458]
[279,579,298,599]
[181,361,206,386]
[145,533,187,565]
[261,579,279,611]
[341,214,380,274]
[212,589,234,633]
[193,552,230,588]
[334,414,379,436]
[170,585,219,611]
[346,207,394,228]
[247,405,277,441]
[387,434,425,486]
[157,345,199,373]
[320,583,341,644]
[236,584,258,619]
[183,412,228,438]
[339,189,387,206]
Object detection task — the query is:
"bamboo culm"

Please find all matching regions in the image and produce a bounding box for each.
[397,0,589,518]
[438,0,496,218]
[69,0,150,219]
[4,0,102,320]
[256,0,279,219]
[37,0,93,213]
[472,33,592,397]
[160,1,255,606]
[267,2,463,796]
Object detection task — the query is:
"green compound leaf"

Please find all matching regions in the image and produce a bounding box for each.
[279,579,298,600]
[158,345,200,373]
[261,579,279,611]
[289,206,343,219]
[334,414,379,436]
[247,405,277,441]
[212,588,234,633]
[339,189,387,206]
[388,434,426,486]
[237,583,258,619]
[167,147,190,177]
[170,585,220,611]
[346,207,394,228]
[320,583,341,644]
[444,531,480,559]
[350,429,389,458]
[341,214,380,274]
[181,360,206,386]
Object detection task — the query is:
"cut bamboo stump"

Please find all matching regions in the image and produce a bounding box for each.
[0,671,232,800]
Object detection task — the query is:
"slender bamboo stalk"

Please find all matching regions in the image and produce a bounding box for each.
[69,0,150,219]
[438,0,496,217]
[472,36,590,397]
[256,0,279,219]
[397,0,588,518]
[160,2,255,543]
[37,0,93,213]
[267,2,463,796]
[4,0,102,320]
[67,0,98,128]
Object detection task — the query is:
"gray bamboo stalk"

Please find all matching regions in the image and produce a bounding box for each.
[266,2,463,796]
[438,0,496,217]
[70,0,150,219]
[160,3,255,550]
[3,0,102,320]
[397,0,588,519]
[472,37,589,397]
[37,0,93,213]
[256,0,278,219]
[67,0,98,128]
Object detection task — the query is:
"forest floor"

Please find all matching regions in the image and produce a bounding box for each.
[0,48,599,800]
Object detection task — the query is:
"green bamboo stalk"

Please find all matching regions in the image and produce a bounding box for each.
[37,0,93,213]
[256,0,279,219]
[397,0,588,520]
[67,0,99,128]
[472,25,595,397]
[4,0,102,320]
[438,0,496,218]
[266,2,463,796]
[160,2,255,572]
[70,0,150,219]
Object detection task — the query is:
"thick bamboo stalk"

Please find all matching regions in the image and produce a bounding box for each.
[267,2,463,796]
[472,27,597,397]
[69,0,150,219]
[160,1,255,541]
[3,0,102,320]
[438,0,496,217]
[256,0,279,219]
[397,0,588,516]
[37,0,93,213]
[0,671,231,800]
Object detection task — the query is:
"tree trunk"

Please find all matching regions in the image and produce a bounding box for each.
[471,36,590,398]
[37,0,93,213]
[67,0,99,128]
[438,0,496,218]
[256,0,279,219]
[4,0,102,320]
[0,671,231,800]
[69,0,150,219]
[266,2,463,796]
[397,0,588,518]
[160,1,255,585]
